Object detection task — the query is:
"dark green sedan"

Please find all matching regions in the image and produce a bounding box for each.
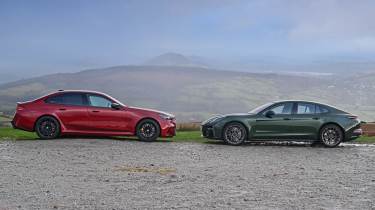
[201,101,362,147]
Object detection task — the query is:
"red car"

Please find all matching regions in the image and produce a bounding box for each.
[12,90,176,141]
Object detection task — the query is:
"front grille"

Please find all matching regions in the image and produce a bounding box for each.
[201,125,214,138]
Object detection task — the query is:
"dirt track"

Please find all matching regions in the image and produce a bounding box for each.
[0,139,374,209]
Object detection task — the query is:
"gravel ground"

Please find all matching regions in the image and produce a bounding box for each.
[0,139,374,210]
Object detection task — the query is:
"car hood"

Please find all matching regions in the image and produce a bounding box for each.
[202,113,256,125]
[127,106,175,117]
[222,113,256,118]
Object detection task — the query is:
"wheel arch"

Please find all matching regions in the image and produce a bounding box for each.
[221,120,250,139]
[33,114,62,132]
[319,122,346,139]
[135,117,162,136]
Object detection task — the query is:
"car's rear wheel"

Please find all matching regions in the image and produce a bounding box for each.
[320,124,343,148]
[223,122,247,146]
[136,119,160,142]
[35,116,61,140]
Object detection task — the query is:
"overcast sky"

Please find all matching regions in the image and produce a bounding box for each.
[1,0,375,77]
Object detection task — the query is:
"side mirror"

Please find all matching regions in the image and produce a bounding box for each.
[111,103,122,110]
[265,110,275,118]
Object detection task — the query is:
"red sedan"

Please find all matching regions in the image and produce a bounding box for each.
[12,90,176,141]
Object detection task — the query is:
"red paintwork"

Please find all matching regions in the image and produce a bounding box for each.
[12,90,176,138]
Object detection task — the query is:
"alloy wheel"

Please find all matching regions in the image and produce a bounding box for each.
[39,119,57,137]
[139,123,157,139]
[36,116,60,140]
[224,123,246,145]
[321,126,342,147]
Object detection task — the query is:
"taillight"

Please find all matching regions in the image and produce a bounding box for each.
[17,106,24,111]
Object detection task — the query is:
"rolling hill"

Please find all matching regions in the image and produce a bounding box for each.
[144,53,209,68]
[1,65,375,122]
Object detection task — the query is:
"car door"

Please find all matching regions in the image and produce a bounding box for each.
[252,102,296,139]
[86,94,132,132]
[288,102,324,139]
[45,92,91,131]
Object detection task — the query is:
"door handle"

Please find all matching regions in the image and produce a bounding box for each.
[92,110,100,113]
[283,118,291,120]
[312,117,320,120]
[59,108,66,111]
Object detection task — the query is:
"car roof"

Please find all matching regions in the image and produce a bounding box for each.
[40,90,125,106]
[271,100,347,113]
[273,100,328,106]
[54,90,106,95]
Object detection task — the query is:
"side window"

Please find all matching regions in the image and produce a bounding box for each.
[45,95,63,104]
[316,105,329,114]
[297,103,316,114]
[267,102,293,115]
[46,93,85,106]
[88,95,113,108]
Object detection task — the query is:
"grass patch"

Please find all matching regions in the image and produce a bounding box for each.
[0,127,37,140]
[354,135,375,144]
[0,127,206,142]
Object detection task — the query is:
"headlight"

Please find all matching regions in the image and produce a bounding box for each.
[159,113,175,120]
[202,115,224,125]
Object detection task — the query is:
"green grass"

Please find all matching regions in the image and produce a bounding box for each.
[354,135,375,144]
[0,127,206,142]
[1,127,374,144]
[0,127,37,140]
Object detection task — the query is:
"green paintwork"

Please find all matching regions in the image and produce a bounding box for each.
[201,101,362,142]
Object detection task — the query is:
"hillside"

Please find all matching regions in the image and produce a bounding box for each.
[145,53,208,68]
[1,65,375,122]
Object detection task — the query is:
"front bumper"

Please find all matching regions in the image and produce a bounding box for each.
[202,125,214,138]
[160,120,176,137]
[201,124,221,139]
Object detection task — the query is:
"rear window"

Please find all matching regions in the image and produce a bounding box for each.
[45,93,85,106]
[316,105,329,114]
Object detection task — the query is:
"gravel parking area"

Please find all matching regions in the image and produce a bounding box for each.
[0,139,374,210]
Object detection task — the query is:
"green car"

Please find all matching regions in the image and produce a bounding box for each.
[201,101,362,147]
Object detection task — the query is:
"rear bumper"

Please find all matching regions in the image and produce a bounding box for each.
[11,120,16,129]
[345,125,363,141]
[10,113,34,132]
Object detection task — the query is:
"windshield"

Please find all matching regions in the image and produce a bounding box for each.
[248,102,273,114]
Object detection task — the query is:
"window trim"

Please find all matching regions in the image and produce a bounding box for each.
[295,102,316,115]
[315,104,330,114]
[261,102,294,116]
[293,102,331,115]
[86,93,115,109]
[44,92,88,107]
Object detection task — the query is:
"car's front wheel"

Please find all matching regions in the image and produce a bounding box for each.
[35,116,61,140]
[320,124,343,148]
[136,119,160,142]
[223,122,247,146]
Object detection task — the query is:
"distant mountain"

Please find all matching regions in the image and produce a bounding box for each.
[144,53,209,68]
[0,65,375,121]
[0,73,24,84]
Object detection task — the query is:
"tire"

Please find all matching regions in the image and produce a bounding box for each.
[136,119,160,142]
[35,116,61,140]
[223,122,247,146]
[319,124,343,148]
